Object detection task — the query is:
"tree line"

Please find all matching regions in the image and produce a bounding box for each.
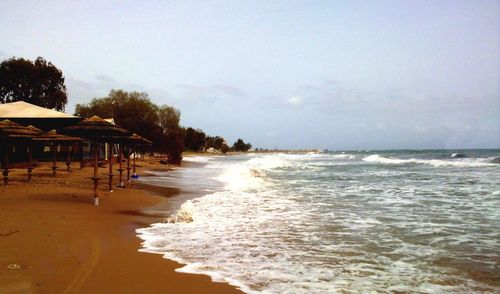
[75,90,252,163]
[0,57,252,164]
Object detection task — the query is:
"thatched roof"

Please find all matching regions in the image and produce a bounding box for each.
[26,125,43,132]
[0,119,42,139]
[33,129,81,143]
[0,101,76,118]
[101,133,152,146]
[60,115,132,139]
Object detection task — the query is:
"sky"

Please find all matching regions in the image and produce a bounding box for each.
[1,0,499,150]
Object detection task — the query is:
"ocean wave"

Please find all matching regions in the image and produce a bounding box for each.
[362,154,496,168]
[245,156,290,170]
[331,153,357,159]
[164,201,194,223]
[137,152,500,293]
[213,155,296,191]
[183,156,212,163]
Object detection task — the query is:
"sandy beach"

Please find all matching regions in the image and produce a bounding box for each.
[0,159,242,293]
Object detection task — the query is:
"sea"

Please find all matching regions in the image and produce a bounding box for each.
[136,149,500,293]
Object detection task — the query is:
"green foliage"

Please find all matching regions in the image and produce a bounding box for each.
[75,89,185,164]
[205,136,226,150]
[204,135,231,153]
[158,105,180,134]
[220,142,230,154]
[74,89,252,160]
[184,127,206,152]
[157,126,185,165]
[232,138,252,152]
[0,57,68,110]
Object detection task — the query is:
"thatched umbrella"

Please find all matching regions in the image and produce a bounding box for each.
[32,130,81,176]
[0,120,40,186]
[25,125,44,181]
[60,116,132,205]
[129,134,152,180]
[102,133,152,187]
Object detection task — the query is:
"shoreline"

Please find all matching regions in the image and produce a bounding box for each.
[0,158,242,293]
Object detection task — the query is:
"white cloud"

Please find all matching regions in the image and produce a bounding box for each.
[212,84,245,97]
[94,74,117,84]
[286,96,303,106]
[414,126,428,134]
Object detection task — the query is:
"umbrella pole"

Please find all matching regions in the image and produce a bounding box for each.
[133,147,137,178]
[52,143,57,176]
[118,144,124,188]
[108,143,114,192]
[79,141,84,169]
[93,140,100,205]
[2,142,9,187]
[27,144,33,182]
[66,145,72,172]
[126,147,131,182]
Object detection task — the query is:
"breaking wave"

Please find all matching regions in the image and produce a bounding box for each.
[362,154,496,167]
[137,150,500,293]
[164,201,194,223]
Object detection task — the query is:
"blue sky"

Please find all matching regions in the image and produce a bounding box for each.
[1,0,499,149]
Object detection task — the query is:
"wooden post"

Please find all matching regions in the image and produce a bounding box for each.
[108,142,114,192]
[27,144,33,182]
[92,140,100,205]
[51,143,58,176]
[126,147,131,182]
[2,142,9,187]
[132,147,137,177]
[117,144,125,188]
[79,141,84,169]
[66,144,72,172]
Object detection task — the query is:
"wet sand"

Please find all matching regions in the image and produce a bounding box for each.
[0,158,242,293]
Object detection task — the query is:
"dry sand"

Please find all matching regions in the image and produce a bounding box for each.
[0,159,242,293]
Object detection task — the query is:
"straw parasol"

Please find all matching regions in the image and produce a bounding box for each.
[101,133,152,186]
[33,130,81,176]
[0,119,41,186]
[25,125,44,181]
[127,134,152,181]
[60,116,132,205]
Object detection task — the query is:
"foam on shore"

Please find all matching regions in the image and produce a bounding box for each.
[137,151,500,293]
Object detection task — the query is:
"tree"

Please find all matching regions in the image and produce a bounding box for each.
[75,90,161,145]
[0,57,68,111]
[158,105,180,135]
[205,135,230,153]
[232,138,252,152]
[184,127,206,152]
[75,89,185,164]
[220,142,230,154]
[158,105,184,164]
[157,126,185,165]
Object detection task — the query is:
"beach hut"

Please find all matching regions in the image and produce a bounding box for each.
[60,116,132,205]
[0,119,41,186]
[0,101,81,131]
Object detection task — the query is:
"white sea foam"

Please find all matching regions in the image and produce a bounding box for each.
[331,153,357,159]
[164,201,194,223]
[183,156,212,163]
[362,154,496,167]
[137,152,500,293]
